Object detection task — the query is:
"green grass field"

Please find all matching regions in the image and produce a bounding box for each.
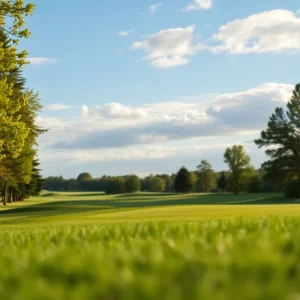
[0,192,299,224]
[1,192,300,299]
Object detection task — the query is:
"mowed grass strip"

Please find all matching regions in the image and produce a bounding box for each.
[0,192,299,225]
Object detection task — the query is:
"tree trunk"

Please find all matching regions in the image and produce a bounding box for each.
[8,188,11,203]
[3,183,8,206]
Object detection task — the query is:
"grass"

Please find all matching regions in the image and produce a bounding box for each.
[0,192,298,225]
[1,192,300,299]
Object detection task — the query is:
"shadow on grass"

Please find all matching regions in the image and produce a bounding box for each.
[41,192,107,198]
[0,193,295,222]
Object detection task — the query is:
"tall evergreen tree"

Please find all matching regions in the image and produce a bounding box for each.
[174,167,193,194]
[255,84,300,183]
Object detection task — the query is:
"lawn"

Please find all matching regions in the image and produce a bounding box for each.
[0,192,299,225]
[1,192,300,299]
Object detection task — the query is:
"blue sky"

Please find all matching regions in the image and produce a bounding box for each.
[22,0,300,178]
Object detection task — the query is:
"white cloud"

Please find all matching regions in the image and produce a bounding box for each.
[45,104,73,111]
[296,9,300,15]
[185,0,213,11]
[40,143,231,165]
[82,102,148,120]
[36,116,65,129]
[131,9,300,68]
[118,29,134,37]
[28,57,57,65]
[132,26,204,68]
[149,3,163,14]
[211,10,300,54]
[42,83,294,151]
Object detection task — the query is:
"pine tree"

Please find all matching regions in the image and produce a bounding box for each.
[255,84,300,182]
[174,167,193,194]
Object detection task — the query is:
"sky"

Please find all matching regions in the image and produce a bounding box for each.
[21,0,300,178]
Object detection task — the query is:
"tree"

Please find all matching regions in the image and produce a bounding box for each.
[217,172,227,192]
[125,175,141,193]
[224,145,252,195]
[247,171,262,193]
[77,173,93,191]
[174,167,193,194]
[0,2,34,80]
[255,84,300,186]
[77,173,92,182]
[150,177,166,193]
[189,172,197,192]
[196,160,215,193]
[0,30,45,204]
[105,178,126,194]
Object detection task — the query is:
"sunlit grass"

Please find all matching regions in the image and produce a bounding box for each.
[0,192,300,299]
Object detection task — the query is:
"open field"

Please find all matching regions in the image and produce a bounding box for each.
[1,192,300,299]
[0,192,299,225]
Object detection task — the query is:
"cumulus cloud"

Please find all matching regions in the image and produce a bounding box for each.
[45,104,73,111]
[82,102,148,120]
[131,9,300,68]
[149,3,163,14]
[211,10,300,54]
[185,0,213,11]
[40,143,232,165]
[35,116,65,129]
[28,57,57,65]
[46,83,293,150]
[132,26,204,68]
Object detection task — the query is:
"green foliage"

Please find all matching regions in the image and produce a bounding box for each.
[105,177,126,194]
[125,175,141,193]
[196,160,216,192]
[224,145,252,194]
[285,178,300,198]
[77,173,93,191]
[255,84,300,183]
[247,172,263,193]
[174,167,193,194]
[217,171,227,192]
[189,172,197,192]
[77,173,93,182]
[0,78,29,160]
[150,177,166,193]
[0,31,45,204]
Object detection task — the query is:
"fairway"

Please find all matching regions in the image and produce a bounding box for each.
[0,192,299,225]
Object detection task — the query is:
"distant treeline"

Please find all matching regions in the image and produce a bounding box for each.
[43,164,275,195]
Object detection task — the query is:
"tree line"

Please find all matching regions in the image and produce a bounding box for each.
[0,2,45,205]
[43,155,274,195]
